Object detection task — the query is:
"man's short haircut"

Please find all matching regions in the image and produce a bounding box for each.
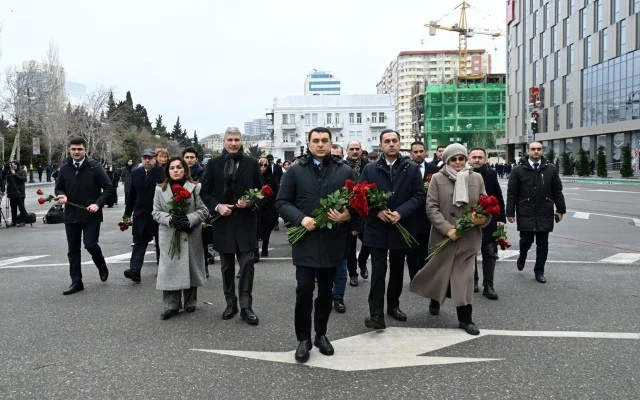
[331,143,343,151]
[469,147,487,156]
[68,137,87,148]
[410,141,426,149]
[346,140,362,149]
[224,127,242,137]
[308,127,332,142]
[379,129,400,142]
[182,146,199,158]
[437,145,446,151]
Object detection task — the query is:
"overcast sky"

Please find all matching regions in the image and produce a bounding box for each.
[0,0,506,137]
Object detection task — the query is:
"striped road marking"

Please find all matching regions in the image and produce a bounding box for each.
[598,253,640,264]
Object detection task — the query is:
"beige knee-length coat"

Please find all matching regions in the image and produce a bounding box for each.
[410,170,488,307]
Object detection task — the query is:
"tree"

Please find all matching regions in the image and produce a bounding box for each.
[578,147,590,176]
[620,144,634,178]
[545,148,556,166]
[170,116,182,141]
[153,114,168,138]
[561,152,573,176]
[247,144,262,159]
[596,145,607,177]
[133,104,152,131]
[106,91,117,118]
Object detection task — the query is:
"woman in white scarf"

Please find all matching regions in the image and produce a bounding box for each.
[410,143,489,335]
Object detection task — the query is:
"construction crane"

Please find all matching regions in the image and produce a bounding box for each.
[425,1,503,78]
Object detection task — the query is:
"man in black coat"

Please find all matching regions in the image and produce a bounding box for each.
[200,127,263,325]
[266,154,283,185]
[359,129,425,330]
[276,127,357,363]
[54,137,113,295]
[469,147,506,299]
[406,141,439,281]
[123,149,165,283]
[3,161,28,227]
[506,142,566,283]
[183,146,205,182]
[429,145,446,169]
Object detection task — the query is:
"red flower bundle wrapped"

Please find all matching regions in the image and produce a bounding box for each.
[35,189,85,210]
[167,184,192,259]
[493,226,512,250]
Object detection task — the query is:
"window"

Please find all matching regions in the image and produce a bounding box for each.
[556,51,563,77]
[551,80,556,105]
[544,56,550,80]
[570,0,576,14]
[542,108,548,133]
[283,114,295,124]
[304,113,310,125]
[612,0,620,24]
[564,75,570,102]
[534,10,539,34]
[556,0,562,21]
[585,36,592,66]
[529,38,534,62]
[542,32,547,56]
[326,113,332,124]
[356,112,362,124]
[568,44,574,71]
[601,28,608,61]
[349,113,354,124]
[379,112,385,123]
[596,0,603,31]
[544,3,550,29]
[580,9,587,39]
[311,113,318,125]
[567,102,574,128]
[533,60,538,84]
[371,112,378,123]
[334,113,340,124]
[552,26,558,52]
[618,20,627,55]
[554,105,561,131]
[636,0,640,13]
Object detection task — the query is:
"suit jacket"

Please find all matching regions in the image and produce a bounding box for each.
[200,153,264,253]
[125,164,165,239]
[411,161,440,235]
[271,163,283,185]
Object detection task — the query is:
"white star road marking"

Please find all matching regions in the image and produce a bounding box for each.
[192,327,639,371]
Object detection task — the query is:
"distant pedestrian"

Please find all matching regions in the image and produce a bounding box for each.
[121,159,134,205]
[506,142,566,283]
[3,161,28,227]
[37,164,44,182]
[45,163,53,182]
[54,137,112,295]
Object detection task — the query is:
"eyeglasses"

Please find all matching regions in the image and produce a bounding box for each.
[449,156,466,162]
[259,164,269,167]
[530,148,542,151]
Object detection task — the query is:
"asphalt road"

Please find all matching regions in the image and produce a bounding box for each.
[0,180,638,399]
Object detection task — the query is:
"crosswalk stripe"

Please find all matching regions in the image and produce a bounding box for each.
[497,250,520,259]
[598,253,640,264]
[573,212,590,219]
[0,255,48,267]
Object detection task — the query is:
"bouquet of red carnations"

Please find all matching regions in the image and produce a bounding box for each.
[36,189,85,210]
[167,184,192,259]
[493,225,511,250]
[207,184,273,225]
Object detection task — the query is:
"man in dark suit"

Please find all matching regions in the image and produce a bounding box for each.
[54,137,113,295]
[201,127,264,325]
[407,141,439,281]
[429,145,446,169]
[123,149,165,283]
[266,154,283,185]
[359,130,425,329]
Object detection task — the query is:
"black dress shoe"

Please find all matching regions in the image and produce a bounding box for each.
[99,266,109,282]
[334,299,346,313]
[517,258,525,271]
[222,305,238,320]
[364,315,386,330]
[314,335,335,356]
[261,249,268,257]
[387,307,407,322]
[459,322,480,335]
[535,275,547,283]
[360,267,369,279]
[429,299,440,316]
[473,282,479,293]
[62,282,84,295]
[185,306,196,313]
[349,276,359,287]
[160,309,179,320]
[483,285,499,300]
[123,269,141,283]
[240,308,259,325]
[294,340,312,363]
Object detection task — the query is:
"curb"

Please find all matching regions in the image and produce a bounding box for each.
[561,176,640,185]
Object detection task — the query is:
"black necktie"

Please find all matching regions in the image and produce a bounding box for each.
[533,162,539,170]
[74,162,80,170]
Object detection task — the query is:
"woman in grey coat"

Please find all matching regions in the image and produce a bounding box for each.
[410,143,488,335]
[152,157,209,320]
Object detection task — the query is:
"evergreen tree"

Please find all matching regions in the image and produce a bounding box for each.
[578,148,590,176]
[106,91,117,118]
[247,144,262,159]
[620,144,634,177]
[124,91,134,109]
[170,116,182,141]
[180,128,191,147]
[153,114,168,138]
[561,152,573,175]
[596,145,608,177]
[133,104,152,131]
[545,148,556,166]
[0,115,10,133]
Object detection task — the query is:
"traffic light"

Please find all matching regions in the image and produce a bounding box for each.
[531,112,539,134]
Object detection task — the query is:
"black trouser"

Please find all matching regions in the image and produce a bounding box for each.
[46,173,52,182]
[220,251,254,308]
[38,172,43,182]
[368,247,406,317]
[406,233,429,281]
[519,231,550,276]
[9,197,27,224]
[474,240,498,286]
[259,216,275,251]
[295,266,337,341]
[347,234,370,278]
[65,220,107,284]
[130,226,160,272]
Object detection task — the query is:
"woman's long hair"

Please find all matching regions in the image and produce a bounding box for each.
[159,156,194,190]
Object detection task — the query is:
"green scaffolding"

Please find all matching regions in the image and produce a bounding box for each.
[424,82,506,151]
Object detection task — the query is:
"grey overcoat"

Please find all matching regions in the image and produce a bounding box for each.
[410,170,488,307]
[152,181,209,291]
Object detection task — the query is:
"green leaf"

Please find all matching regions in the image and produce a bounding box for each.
[327,221,333,229]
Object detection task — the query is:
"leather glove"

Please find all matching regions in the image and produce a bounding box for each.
[174,215,191,231]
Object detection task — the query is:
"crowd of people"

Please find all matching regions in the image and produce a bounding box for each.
[45,128,565,364]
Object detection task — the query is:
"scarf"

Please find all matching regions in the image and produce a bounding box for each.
[221,147,244,203]
[345,157,363,177]
[170,178,187,191]
[443,164,472,207]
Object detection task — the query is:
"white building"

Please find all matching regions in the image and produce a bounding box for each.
[243,118,269,139]
[266,94,394,162]
[65,81,86,106]
[200,134,224,154]
[377,50,491,150]
[304,69,341,95]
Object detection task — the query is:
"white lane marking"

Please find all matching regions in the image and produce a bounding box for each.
[0,259,157,270]
[497,250,520,259]
[0,255,48,267]
[633,219,640,227]
[102,251,153,263]
[587,189,640,194]
[573,212,590,219]
[565,209,638,221]
[598,253,640,264]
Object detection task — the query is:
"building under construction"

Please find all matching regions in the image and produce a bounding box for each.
[419,73,506,152]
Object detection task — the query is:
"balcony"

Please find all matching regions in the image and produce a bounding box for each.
[370,121,387,128]
[281,123,297,130]
[324,121,343,130]
[278,141,298,149]
[266,123,274,130]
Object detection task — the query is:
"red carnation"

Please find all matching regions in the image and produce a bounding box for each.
[38,197,46,205]
[173,194,182,202]
[261,184,273,197]
[345,179,356,192]
[180,188,192,200]
[36,189,44,195]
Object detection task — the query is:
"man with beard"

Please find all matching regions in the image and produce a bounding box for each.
[343,140,370,286]
[123,149,165,283]
[201,127,263,325]
[468,147,505,298]
[406,141,439,281]
[429,145,446,169]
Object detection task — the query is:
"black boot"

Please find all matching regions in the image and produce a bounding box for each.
[253,248,260,263]
[429,299,440,316]
[457,305,479,335]
[261,243,269,257]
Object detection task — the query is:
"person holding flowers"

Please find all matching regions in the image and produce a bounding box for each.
[276,127,357,363]
[152,157,209,320]
[257,157,278,257]
[359,129,425,330]
[410,143,489,335]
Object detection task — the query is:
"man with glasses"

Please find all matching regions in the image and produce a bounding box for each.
[506,142,566,284]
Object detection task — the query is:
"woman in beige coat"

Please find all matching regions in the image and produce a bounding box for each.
[410,143,488,335]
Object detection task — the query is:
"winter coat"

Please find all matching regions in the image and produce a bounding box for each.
[54,158,113,224]
[410,170,488,307]
[411,161,440,235]
[190,162,205,183]
[200,153,263,254]
[359,157,425,250]
[5,167,26,199]
[121,165,133,193]
[152,181,209,291]
[259,169,279,230]
[506,156,566,233]
[276,155,357,268]
[125,165,165,240]
[474,165,506,242]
